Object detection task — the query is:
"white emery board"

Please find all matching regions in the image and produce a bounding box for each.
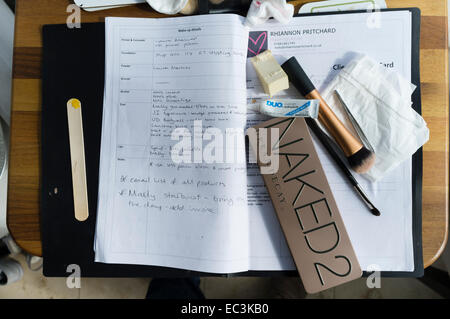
[67,98,89,222]
[299,0,387,13]
[83,5,128,12]
[74,0,145,8]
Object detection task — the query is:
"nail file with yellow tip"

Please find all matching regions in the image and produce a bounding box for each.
[66,98,89,222]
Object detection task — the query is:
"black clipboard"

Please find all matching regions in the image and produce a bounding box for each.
[40,8,423,278]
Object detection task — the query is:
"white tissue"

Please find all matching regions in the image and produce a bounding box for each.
[245,0,294,26]
[146,0,188,14]
[322,54,429,181]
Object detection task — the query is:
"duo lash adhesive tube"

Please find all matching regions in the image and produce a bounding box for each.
[249,99,320,118]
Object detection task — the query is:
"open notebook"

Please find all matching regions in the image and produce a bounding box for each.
[95,11,420,274]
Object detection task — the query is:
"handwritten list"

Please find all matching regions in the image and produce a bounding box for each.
[95,16,252,273]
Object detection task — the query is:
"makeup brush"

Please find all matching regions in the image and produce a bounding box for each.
[305,117,380,216]
[281,57,375,174]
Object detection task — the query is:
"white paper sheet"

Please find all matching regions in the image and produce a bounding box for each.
[95,15,251,273]
[246,11,414,271]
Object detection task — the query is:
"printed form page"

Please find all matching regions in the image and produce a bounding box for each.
[246,11,414,271]
[95,15,251,273]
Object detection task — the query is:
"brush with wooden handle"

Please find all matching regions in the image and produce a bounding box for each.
[281,57,375,174]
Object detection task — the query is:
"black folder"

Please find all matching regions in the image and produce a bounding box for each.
[40,8,423,277]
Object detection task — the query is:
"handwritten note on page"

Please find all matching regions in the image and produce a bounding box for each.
[95,15,251,273]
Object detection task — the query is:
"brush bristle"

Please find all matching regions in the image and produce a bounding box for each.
[347,147,375,174]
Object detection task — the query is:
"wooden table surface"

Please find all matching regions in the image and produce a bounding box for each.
[7,0,449,267]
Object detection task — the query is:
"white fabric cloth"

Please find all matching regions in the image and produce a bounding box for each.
[0,0,13,239]
[322,54,429,181]
[0,0,14,125]
[245,0,294,26]
[146,0,188,14]
[0,108,7,240]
